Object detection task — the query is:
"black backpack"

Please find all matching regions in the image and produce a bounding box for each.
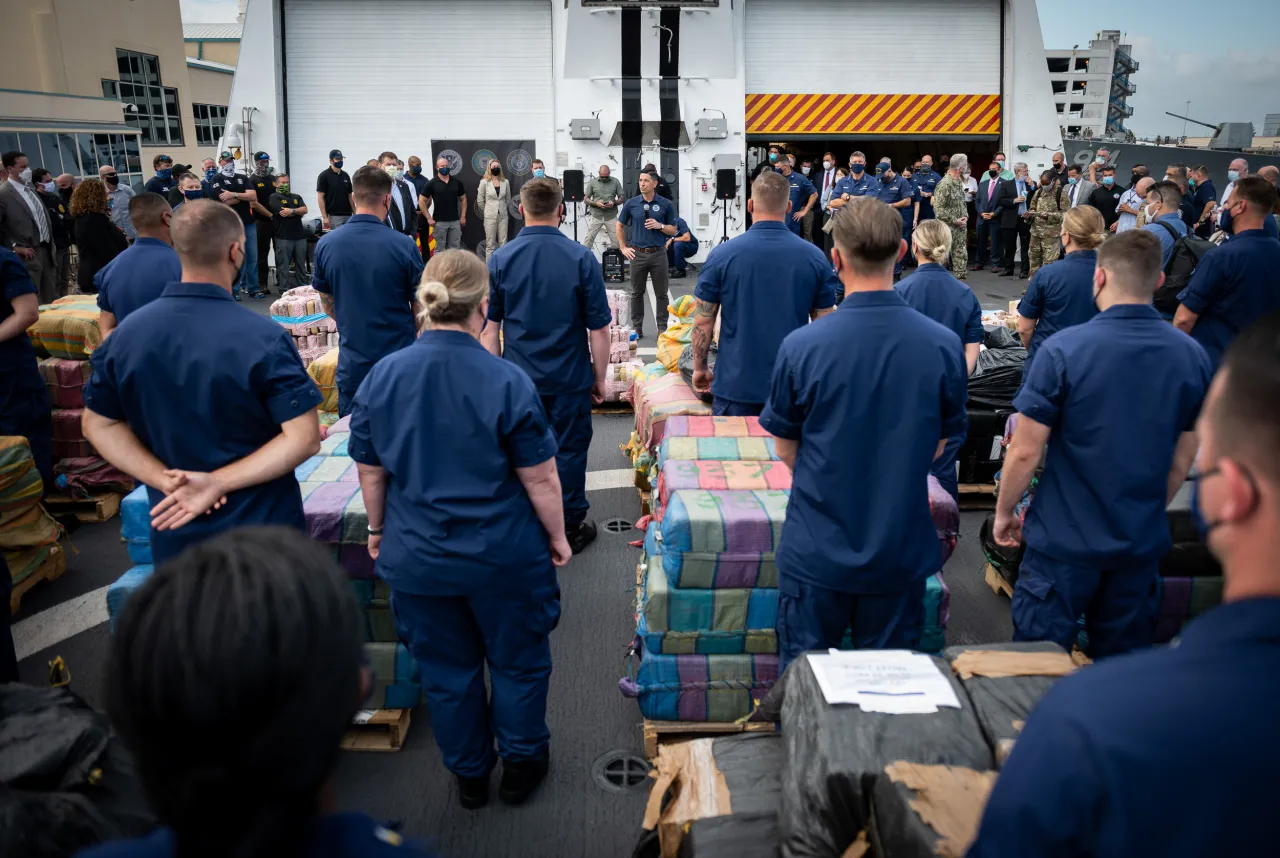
[1151,220,1213,314]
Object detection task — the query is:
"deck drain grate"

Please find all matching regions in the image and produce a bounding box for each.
[592,750,651,792]
[602,517,634,534]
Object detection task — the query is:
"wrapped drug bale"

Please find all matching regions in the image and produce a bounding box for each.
[625,374,713,482]
[106,565,154,630]
[53,457,135,499]
[639,551,778,656]
[979,514,1023,587]
[943,642,1074,767]
[966,346,1026,412]
[605,359,644,403]
[657,296,698,372]
[644,733,785,858]
[928,475,959,566]
[1153,575,1223,643]
[869,762,996,858]
[657,490,787,589]
[919,573,950,656]
[351,579,398,643]
[656,460,791,522]
[26,296,103,359]
[0,437,61,553]
[677,812,783,858]
[621,641,779,722]
[50,408,94,460]
[38,357,93,409]
[363,643,422,709]
[2,544,62,600]
[607,289,631,327]
[307,346,340,413]
[1166,478,1203,546]
[778,653,993,858]
[120,486,150,565]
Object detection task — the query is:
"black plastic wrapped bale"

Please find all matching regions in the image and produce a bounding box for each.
[644,732,785,858]
[966,347,1027,412]
[869,762,996,858]
[979,514,1024,585]
[1165,479,1203,546]
[679,812,782,858]
[778,654,993,858]
[982,324,1019,350]
[0,684,157,858]
[1159,542,1221,578]
[942,642,1074,768]
[677,342,717,404]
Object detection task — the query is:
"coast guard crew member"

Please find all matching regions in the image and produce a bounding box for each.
[351,251,570,812]
[82,201,324,565]
[761,198,968,671]
[690,172,838,417]
[775,158,817,237]
[312,165,424,416]
[995,230,1212,658]
[895,220,982,502]
[0,247,52,494]
[1015,206,1107,372]
[914,155,943,220]
[616,170,677,339]
[96,193,181,337]
[872,162,913,277]
[482,178,612,555]
[1174,176,1280,370]
[970,313,1280,858]
[828,152,879,212]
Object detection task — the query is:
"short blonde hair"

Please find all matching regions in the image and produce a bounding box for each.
[911,220,952,266]
[416,250,489,328]
[1063,206,1107,249]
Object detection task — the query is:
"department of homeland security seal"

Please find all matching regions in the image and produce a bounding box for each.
[472,149,498,176]
[438,150,463,175]
[507,149,532,177]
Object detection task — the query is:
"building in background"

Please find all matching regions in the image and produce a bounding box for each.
[1,0,219,191]
[1046,30,1138,139]
[183,19,242,149]
[1264,114,1280,137]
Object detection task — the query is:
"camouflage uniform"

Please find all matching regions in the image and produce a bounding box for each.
[1027,181,1071,276]
[931,174,969,279]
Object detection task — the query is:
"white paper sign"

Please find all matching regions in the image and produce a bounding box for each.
[806,650,962,714]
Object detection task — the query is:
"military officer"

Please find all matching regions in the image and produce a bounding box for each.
[931,155,970,280]
[1026,170,1071,277]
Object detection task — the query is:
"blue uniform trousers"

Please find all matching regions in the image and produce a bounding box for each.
[1011,547,1161,659]
[711,397,764,417]
[236,221,258,298]
[931,434,964,504]
[667,240,695,273]
[391,583,561,778]
[338,387,354,420]
[540,393,592,529]
[0,367,53,493]
[777,575,926,673]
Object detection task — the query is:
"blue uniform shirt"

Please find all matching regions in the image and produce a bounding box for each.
[1016,249,1100,369]
[969,597,1280,858]
[1219,207,1277,239]
[617,194,676,248]
[915,168,942,217]
[782,172,816,234]
[671,216,692,241]
[1177,229,1280,369]
[83,282,323,564]
[77,811,433,858]
[143,175,176,197]
[1013,304,1211,566]
[895,263,983,346]
[1143,213,1188,266]
[694,221,838,406]
[832,172,879,202]
[760,291,967,594]
[872,174,910,210]
[487,225,613,396]
[348,330,559,596]
[0,248,39,372]
[311,214,424,397]
[94,237,182,323]
[900,177,922,225]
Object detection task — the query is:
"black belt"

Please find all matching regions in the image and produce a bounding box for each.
[634,246,662,253]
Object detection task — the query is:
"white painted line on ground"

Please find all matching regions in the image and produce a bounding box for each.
[637,347,656,357]
[585,468,636,492]
[13,584,110,660]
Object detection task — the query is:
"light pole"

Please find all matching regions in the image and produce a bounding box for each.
[1183,101,1190,139]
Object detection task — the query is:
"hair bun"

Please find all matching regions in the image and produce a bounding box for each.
[419,279,449,309]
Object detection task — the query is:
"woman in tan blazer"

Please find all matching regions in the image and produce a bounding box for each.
[476,159,511,259]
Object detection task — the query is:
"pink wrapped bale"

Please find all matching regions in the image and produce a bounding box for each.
[50,408,94,459]
[38,357,93,409]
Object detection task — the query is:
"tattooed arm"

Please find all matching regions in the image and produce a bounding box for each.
[691,297,719,395]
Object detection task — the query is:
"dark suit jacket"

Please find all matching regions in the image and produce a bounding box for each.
[977,177,1001,214]
[992,178,1028,229]
[73,211,128,292]
[386,181,418,236]
[0,182,43,252]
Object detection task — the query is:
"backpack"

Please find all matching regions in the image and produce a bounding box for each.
[1150,220,1213,315]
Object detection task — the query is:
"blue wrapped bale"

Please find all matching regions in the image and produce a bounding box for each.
[106,565,154,630]
[363,642,421,710]
[621,631,779,722]
[639,551,778,656]
[120,485,151,564]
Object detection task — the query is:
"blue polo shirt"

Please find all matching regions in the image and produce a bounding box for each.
[760,291,967,594]
[348,330,558,596]
[311,213,423,397]
[900,176,922,225]
[0,248,39,373]
[1219,208,1277,240]
[895,263,983,346]
[1013,304,1211,566]
[1016,249,1100,369]
[782,172,816,234]
[872,174,911,210]
[671,216,692,242]
[969,597,1280,858]
[1177,229,1280,369]
[1189,179,1216,226]
[487,225,613,396]
[77,811,433,858]
[94,237,182,323]
[1142,213,1188,266]
[83,281,323,564]
[143,175,176,197]
[617,194,675,248]
[915,168,942,217]
[694,221,838,406]
[832,171,879,203]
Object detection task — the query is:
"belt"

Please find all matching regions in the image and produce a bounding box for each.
[634,246,662,253]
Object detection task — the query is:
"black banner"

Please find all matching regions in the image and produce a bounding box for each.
[431,140,536,257]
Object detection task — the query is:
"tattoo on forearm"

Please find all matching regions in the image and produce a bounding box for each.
[693,298,719,321]
[691,322,711,369]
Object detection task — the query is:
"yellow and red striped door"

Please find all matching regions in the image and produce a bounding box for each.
[745,94,1001,136]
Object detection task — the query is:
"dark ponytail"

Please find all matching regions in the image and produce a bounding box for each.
[107,527,365,858]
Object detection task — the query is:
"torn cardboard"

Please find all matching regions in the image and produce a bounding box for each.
[949,650,1078,680]
[883,762,998,858]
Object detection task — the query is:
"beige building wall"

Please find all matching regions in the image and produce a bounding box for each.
[187,66,232,109]
[3,0,207,176]
[186,40,241,65]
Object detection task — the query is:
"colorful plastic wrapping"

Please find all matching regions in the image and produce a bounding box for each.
[50,408,94,460]
[307,346,340,413]
[38,357,93,409]
[363,642,422,709]
[639,551,778,656]
[120,485,151,565]
[621,637,779,722]
[27,296,102,359]
[0,436,61,554]
[654,490,787,590]
[656,460,791,519]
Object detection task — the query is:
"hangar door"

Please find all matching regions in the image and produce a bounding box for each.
[744,0,1002,139]
[282,0,554,214]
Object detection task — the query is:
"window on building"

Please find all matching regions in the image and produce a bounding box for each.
[1074,57,1091,72]
[1056,103,1065,114]
[1067,125,1083,135]
[1071,80,1088,93]
[193,103,228,146]
[1047,58,1070,74]
[1051,80,1068,94]
[0,130,143,188]
[109,49,184,147]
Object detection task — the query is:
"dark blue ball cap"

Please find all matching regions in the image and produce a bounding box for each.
[329,149,343,159]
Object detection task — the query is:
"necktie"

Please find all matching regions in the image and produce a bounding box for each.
[824,171,832,194]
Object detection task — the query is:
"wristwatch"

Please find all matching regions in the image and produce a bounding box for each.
[367,525,383,536]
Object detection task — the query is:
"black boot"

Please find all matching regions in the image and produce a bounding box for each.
[456,774,489,810]
[567,521,598,555]
[499,757,549,806]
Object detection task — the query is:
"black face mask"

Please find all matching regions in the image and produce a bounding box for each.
[491,166,501,175]
[104,174,119,186]
[988,169,999,178]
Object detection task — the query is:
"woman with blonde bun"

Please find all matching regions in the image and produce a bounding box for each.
[894,218,985,501]
[1016,205,1107,372]
[348,249,568,811]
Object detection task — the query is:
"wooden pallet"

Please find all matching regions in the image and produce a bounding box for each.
[10,545,66,614]
[43,491,123,523]
[984,561,1014,599]
[591,400,634,415]
[342,708,411,752]
[957,483,997,510]
[638,488,652,518]
[642,718,777,760]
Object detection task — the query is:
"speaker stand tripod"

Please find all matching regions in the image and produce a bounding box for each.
[571,201,580,243]
[719,200,731,245]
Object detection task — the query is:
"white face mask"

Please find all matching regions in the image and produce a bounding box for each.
[801,166,811,176]
[822,160,832,170]
[219,162,236,177]
[17,167,32,184]
[1145,203,1158,218]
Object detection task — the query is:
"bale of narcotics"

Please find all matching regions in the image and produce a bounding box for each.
[50,408,95,459]
[26,296,103,360]
[53,457,135,498]
[643,733,785,858]
[363,642,422,710]
[0,436,62,554]
[106,565,154,631]
[656,490,787,589]
[943,641,1075,767]
[677,812,784,858]
[638,550,778,656]
[869,761,996,858]
[656,460,791,521]
[120,486,151,565]
[778,653,993,858]
[307,346,340,413]
[38,357,93,408]
[621,644,779,723]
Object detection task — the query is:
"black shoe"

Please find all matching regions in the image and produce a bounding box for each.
[670,268,687,279]
[233,293,242,302]
[457,774,489,810]
[999,270,1015,277]
[567,521,598,555]
[499,757,549,806]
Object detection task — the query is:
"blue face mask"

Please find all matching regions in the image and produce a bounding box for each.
[1187,177,1196,188]
[157,168,172,180]
[333,159,344,169]
[1102,176,1114,187]
[410,165,422,176]
[204,168,217,181]
[768,153,778,163]
[1067,177,1078,185]
[997,160,1005,169]
[1227,170,1240,183]
[439,166,451,176]
[532,169,545,178]
[183,189,203,200]
[850,163,864,174]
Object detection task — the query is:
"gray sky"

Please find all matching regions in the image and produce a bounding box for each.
[180,0,1277,137]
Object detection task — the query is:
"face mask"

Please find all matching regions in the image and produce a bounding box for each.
[204,168,217,181]
[183,189,203,200]
[1041,180,1051,187]
[599,173,608,180]
[989,169,999,178]
[256,163,271,175]
[231,243,245,283]
[333,159,344,169]
[851,163,864,175]
[996,160,1005,169]
[1102,176,1114,187]
[1227,170,1239,183]
[409,165,421,176]
[1164,174,1173,182]
[823,160,831,170]
[1221,205,1242,235]
[923,163,933,172]
[1187,178,1196,188]
[220,163,236,177]
[1095,156,1106,165]
[491,166,501,176]
[17,168,33,184]
[383,166,398,180]
[157,168,172,180]
[1053,162,1063,171]
[1067,176,1078,185]
[1145,203,1158,218]
[276,184,290,193]
[768,153,778,163]
[104,173,119,186]
[41,181,56,193]
[532,169,545,178]
[439,166,451,176]
[801,166,810,176]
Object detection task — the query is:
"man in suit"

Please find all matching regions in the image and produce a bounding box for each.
[975,159,1004,271]
[378,152,419,238]
[813,151,839,251]
[1065,165,1096,209]
[0,151,58,304]
[994,162,1033,278]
